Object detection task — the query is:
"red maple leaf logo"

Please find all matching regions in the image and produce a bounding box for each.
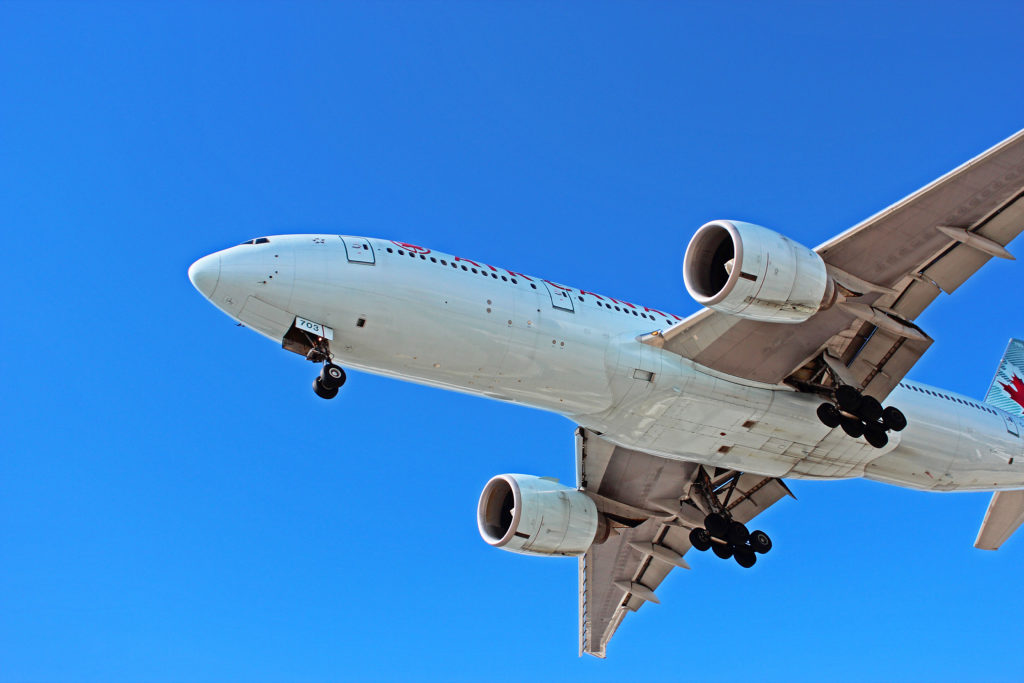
[1001,374,1024,411]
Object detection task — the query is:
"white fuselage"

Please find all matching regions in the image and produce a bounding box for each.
[190,235,1024,492]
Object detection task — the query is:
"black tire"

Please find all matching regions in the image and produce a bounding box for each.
[835,385,862,414]
[711,542,733,560]
[816,403,841,428]
[864,424,889,449]
[883,406,907,432]
[749,529,772,554]
[313,376,339,400]
[840,416,864,438]
[704,513,730,540]
[689,527,712,552]
[727,521,750,545]
[857,395,883,423]
[734,548,757,568]
[320,363,347,390]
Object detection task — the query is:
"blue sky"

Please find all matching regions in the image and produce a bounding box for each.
[3,2,1024,681]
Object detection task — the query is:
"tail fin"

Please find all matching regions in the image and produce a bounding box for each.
[984,338,1024,415]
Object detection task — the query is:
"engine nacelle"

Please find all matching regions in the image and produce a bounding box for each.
[477,474,605,557]
[683,220,835,323]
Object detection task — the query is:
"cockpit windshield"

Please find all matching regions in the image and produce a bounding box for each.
[239,237,271,245]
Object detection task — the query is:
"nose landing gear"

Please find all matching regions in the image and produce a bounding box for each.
[305,336,346,400]
[313,363,347,399]
[817,384,906,448]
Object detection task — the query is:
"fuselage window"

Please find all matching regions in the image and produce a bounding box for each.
[430,257,437,263]
[501,275,507,281]
[410,252,416,258]
[491,273,498,279]
[441,260,447,266]
[530,283,537,289]
[420,254,426,260]
[386,247,394,253]
[511,278,517,284]
[462,265,468,271]
[398,249,405,255]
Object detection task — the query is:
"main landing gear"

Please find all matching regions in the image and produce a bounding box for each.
[689,513,772,569]
[816,384,906,448]
[686,468,772,569]
[306,337,346,400]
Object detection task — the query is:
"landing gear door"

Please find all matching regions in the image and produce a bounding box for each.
[543,281,574,312]
[340,236,375,264]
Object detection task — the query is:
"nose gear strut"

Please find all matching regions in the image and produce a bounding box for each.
[305,336,347,400]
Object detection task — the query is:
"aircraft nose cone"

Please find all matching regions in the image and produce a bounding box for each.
[188,253,221,299]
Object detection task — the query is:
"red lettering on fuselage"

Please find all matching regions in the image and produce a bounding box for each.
[392,241,431,255]
[607,297,636,309]
[401,243,681,320]
[544,280,572,292]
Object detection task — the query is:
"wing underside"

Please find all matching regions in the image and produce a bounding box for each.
[650,129,1024,401]
[577,428,791,658]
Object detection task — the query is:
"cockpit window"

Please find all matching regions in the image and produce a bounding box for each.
[239,237,271,245]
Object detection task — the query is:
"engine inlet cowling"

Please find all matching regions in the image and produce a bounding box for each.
[477,474,603,557]
[683,220,834,323]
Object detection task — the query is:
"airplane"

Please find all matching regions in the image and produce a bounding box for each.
[189,128,1024,657]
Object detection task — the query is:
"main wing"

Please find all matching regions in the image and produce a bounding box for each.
[576,428,791,658]
[650,128,1024,400]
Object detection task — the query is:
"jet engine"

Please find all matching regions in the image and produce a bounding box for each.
[683,220,836,323]
[477,474,607,557]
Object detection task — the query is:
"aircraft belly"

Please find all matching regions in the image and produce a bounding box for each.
[315,268,614,414]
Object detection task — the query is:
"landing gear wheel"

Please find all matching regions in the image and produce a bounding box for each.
[313,376,339,400]
[835,385,862,414]
[734,548,757,568]
[689,527,712,552]
[749,529,772,554]
[817,403,841,428]
[840,416,864,438]
[704,513,730,540]
[883,406,907,432]
[864,424,889,448]
[320,363,347,390]
[711,542,734,560]
[727,521,750,545]
[857,395,883,423]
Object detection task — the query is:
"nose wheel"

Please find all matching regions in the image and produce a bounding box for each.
[313,363,346,399]
[816,384,906,448]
